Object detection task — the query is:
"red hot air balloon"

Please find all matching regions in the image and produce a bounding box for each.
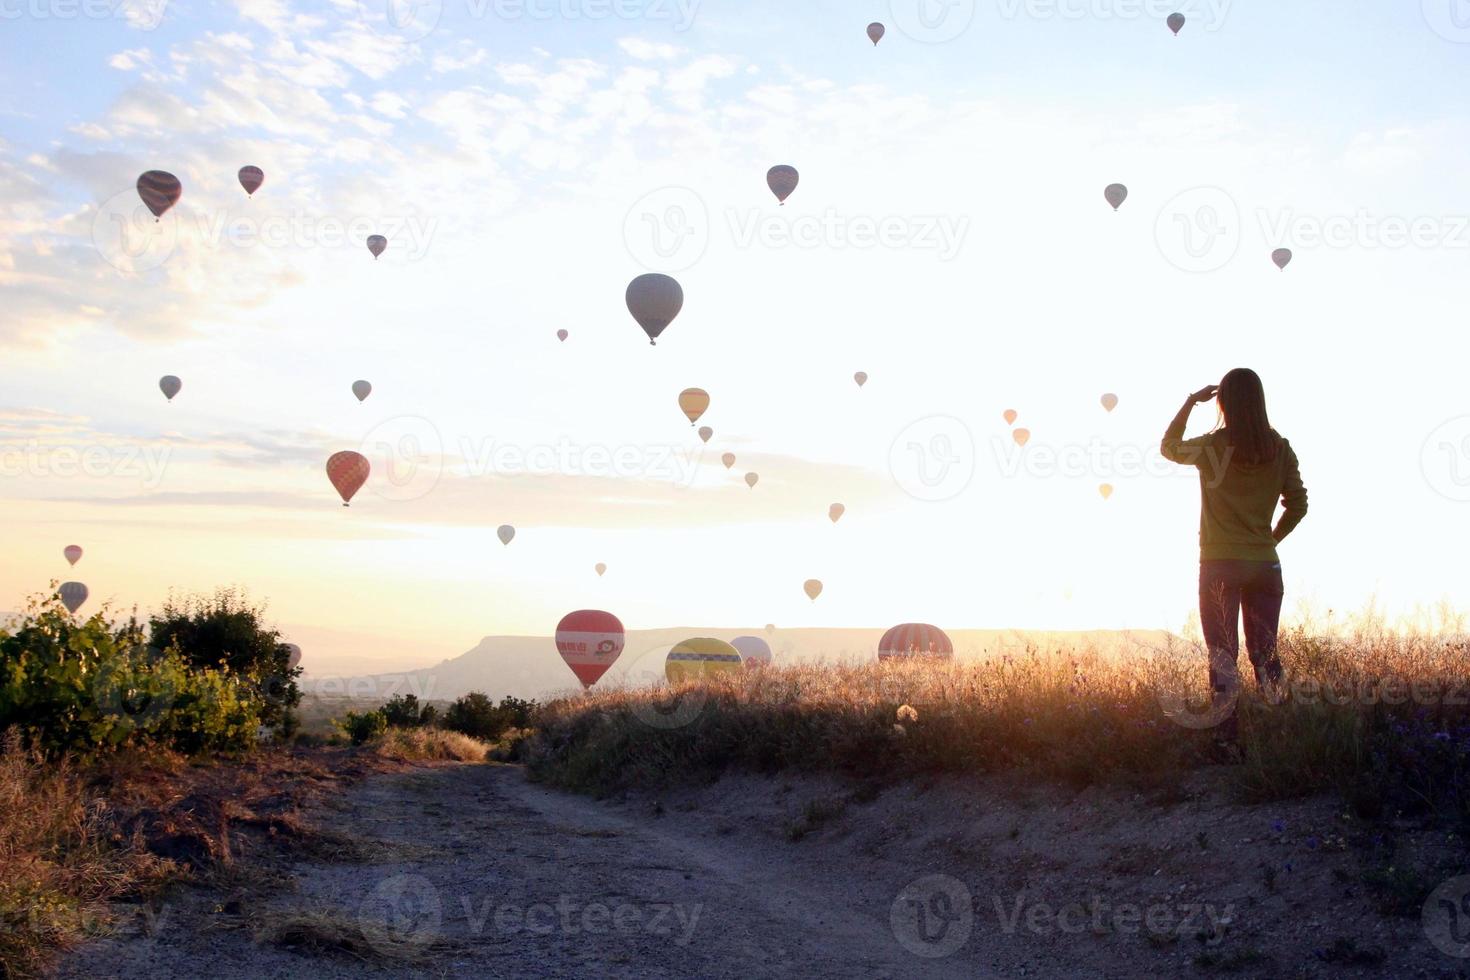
[63,545,83,566]
[326,451,370,506]
[626,273,683,346]
[878,623,954,662]
[238,166,264,197]
[867,22,885,45]
[767,165,799,205]
[367,235,387,259]
[136,171,181,221]
[555,609,626,688]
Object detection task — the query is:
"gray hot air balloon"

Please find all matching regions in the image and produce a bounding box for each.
[238,166,264,197]
[59,581,88,614]
[1167,12,1185,34]
[159,375,181,402]
[1104,183,1128,211]
[557,329,569,342]
[854,371,868,387]
[626,274,683,346]
[367,235,387,259]
[867,22,885,45]
[498,524,516,545]
[352,380,372,402]
[1272,248,1293,270]
[767,165,799,205]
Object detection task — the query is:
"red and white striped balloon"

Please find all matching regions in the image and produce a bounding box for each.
[878,623,954,662]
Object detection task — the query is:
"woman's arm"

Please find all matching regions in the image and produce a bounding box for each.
[1274,442,1308,542]
[1160,386,1218,464]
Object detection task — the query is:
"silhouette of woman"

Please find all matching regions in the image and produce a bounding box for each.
[1162,368,1308,737]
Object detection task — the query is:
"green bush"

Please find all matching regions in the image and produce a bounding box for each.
[442,693,538,741]
[337,709,388,746]
[382,693,436,729]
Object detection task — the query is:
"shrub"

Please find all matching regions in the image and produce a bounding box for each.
[381,694,436,729]
[336,710,388,746]
[442,693,537,742]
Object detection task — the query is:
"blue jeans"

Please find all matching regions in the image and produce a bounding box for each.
[1199,560,1285,706]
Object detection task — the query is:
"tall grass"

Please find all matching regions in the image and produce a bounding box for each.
[528,625,1470,824]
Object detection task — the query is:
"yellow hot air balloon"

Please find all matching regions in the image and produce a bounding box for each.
[721,452,736,470]
[803,579,822,601]
[1100,393,1118,412]
[678,388,710,425]
[1012,428,1031,447]
[1099,483,1114,500]
[665,637,743,685]
[744,472,759,489]
[1003,409,1017,426]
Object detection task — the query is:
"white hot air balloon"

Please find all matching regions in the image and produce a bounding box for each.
[731,635,773,669]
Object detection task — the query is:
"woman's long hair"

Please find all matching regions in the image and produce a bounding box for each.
[1216,367,1279,465]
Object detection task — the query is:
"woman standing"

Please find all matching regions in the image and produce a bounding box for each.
[1162,368,1308,732]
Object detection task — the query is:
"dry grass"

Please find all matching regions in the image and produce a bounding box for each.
[528,623,1470,824]
[252,909,460,964]
[370,727,491,763]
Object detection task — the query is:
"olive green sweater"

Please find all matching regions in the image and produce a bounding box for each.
[1161,417,1308,562]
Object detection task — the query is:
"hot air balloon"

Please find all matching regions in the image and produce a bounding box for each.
[1104,183,1128,211]
[626,273,683,346]
[352,380,372,402]
[744,472,759,489]
[59,581,88,615]
[1003,409,1018,425]
[678,388,710,425]
[721,453,736,470]
[238,166,264,197]
[595,562,606,577]
[64,545,83,566]
[557,329,569,342]
[697,425,713,444]
[1012,428,1031,447]
[498,525,515,545]
[282,642,302,670]
[1167,12,1185,34]
[1099,483,1114,500]
[556,609,625,688]
[803,579,822,601]
[1272,248,1293,270]
[159,375,181,402]
[326,450,369,507]
[766,165,799,205]
[732,635,773,669]
[878,623,954,662]
[136,171,181,220]
[1101,393,1118,412]
[367,235,387,259]
[867,22,885,45]
[854,371,868,387]
[665,637,742,685]
[829,503,845,523]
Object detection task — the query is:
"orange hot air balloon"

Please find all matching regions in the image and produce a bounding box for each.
[829,503,845,523]
[1003,409,1018,425]
[1099,483,1114,500]
[867,22,885,45]
[678,388,710,425]
[1012,428,1031,447]
[878,623,954,662]
[326,451,370,506]
[136,171,181,220]
[556,609,625,688]
[238,166,264,197]
[744,472,759,489]
[557,329,568,342]
[63,545,82,566]
[721,452,736,470]
[767,165,799,205]
[1100,393,1118,412]
[1272,248,1293,270]
[626,273,683,345]
[803,579,823,601]
[854,371,868,387]
[698,426,713,443]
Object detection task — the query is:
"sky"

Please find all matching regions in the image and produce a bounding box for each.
[3,0,1469,674]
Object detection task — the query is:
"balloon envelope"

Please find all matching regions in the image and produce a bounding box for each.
[803,579,822,600]
[1003,409,1018,425]
[1272,248,1293,270]
[282,642,302,670]
[626,273,683,345]
[1099,483,1114,500]
[1101,393,1118,412]
[352,380,372,402]
[878,623,954,661]
[59,581,88,614]
[744,472,759,488]
[556,609,625,688]
[854,371,868,387]
[557,329,568,342]
[731,635,773,669]
[595,562,606,577]
[159,375,181,401]
[238,165,264,197]
[697,425,713,443]
[498,524,515,545]
[326,451,370,506]
[665,637,742,685]
[1012,428,1031,447]
[63,545,82,566]
[829,503,845,523]
[766,165,799,204]
[678,388,710,425]
[721,453,736,470]
[1104,183,1128,210]
[1167,12,1185,34]
[867,22,885,44]
[136,171,181,219]
[367,235,387,258]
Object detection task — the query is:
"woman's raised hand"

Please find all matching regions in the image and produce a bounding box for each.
[1190,385,1219,405]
